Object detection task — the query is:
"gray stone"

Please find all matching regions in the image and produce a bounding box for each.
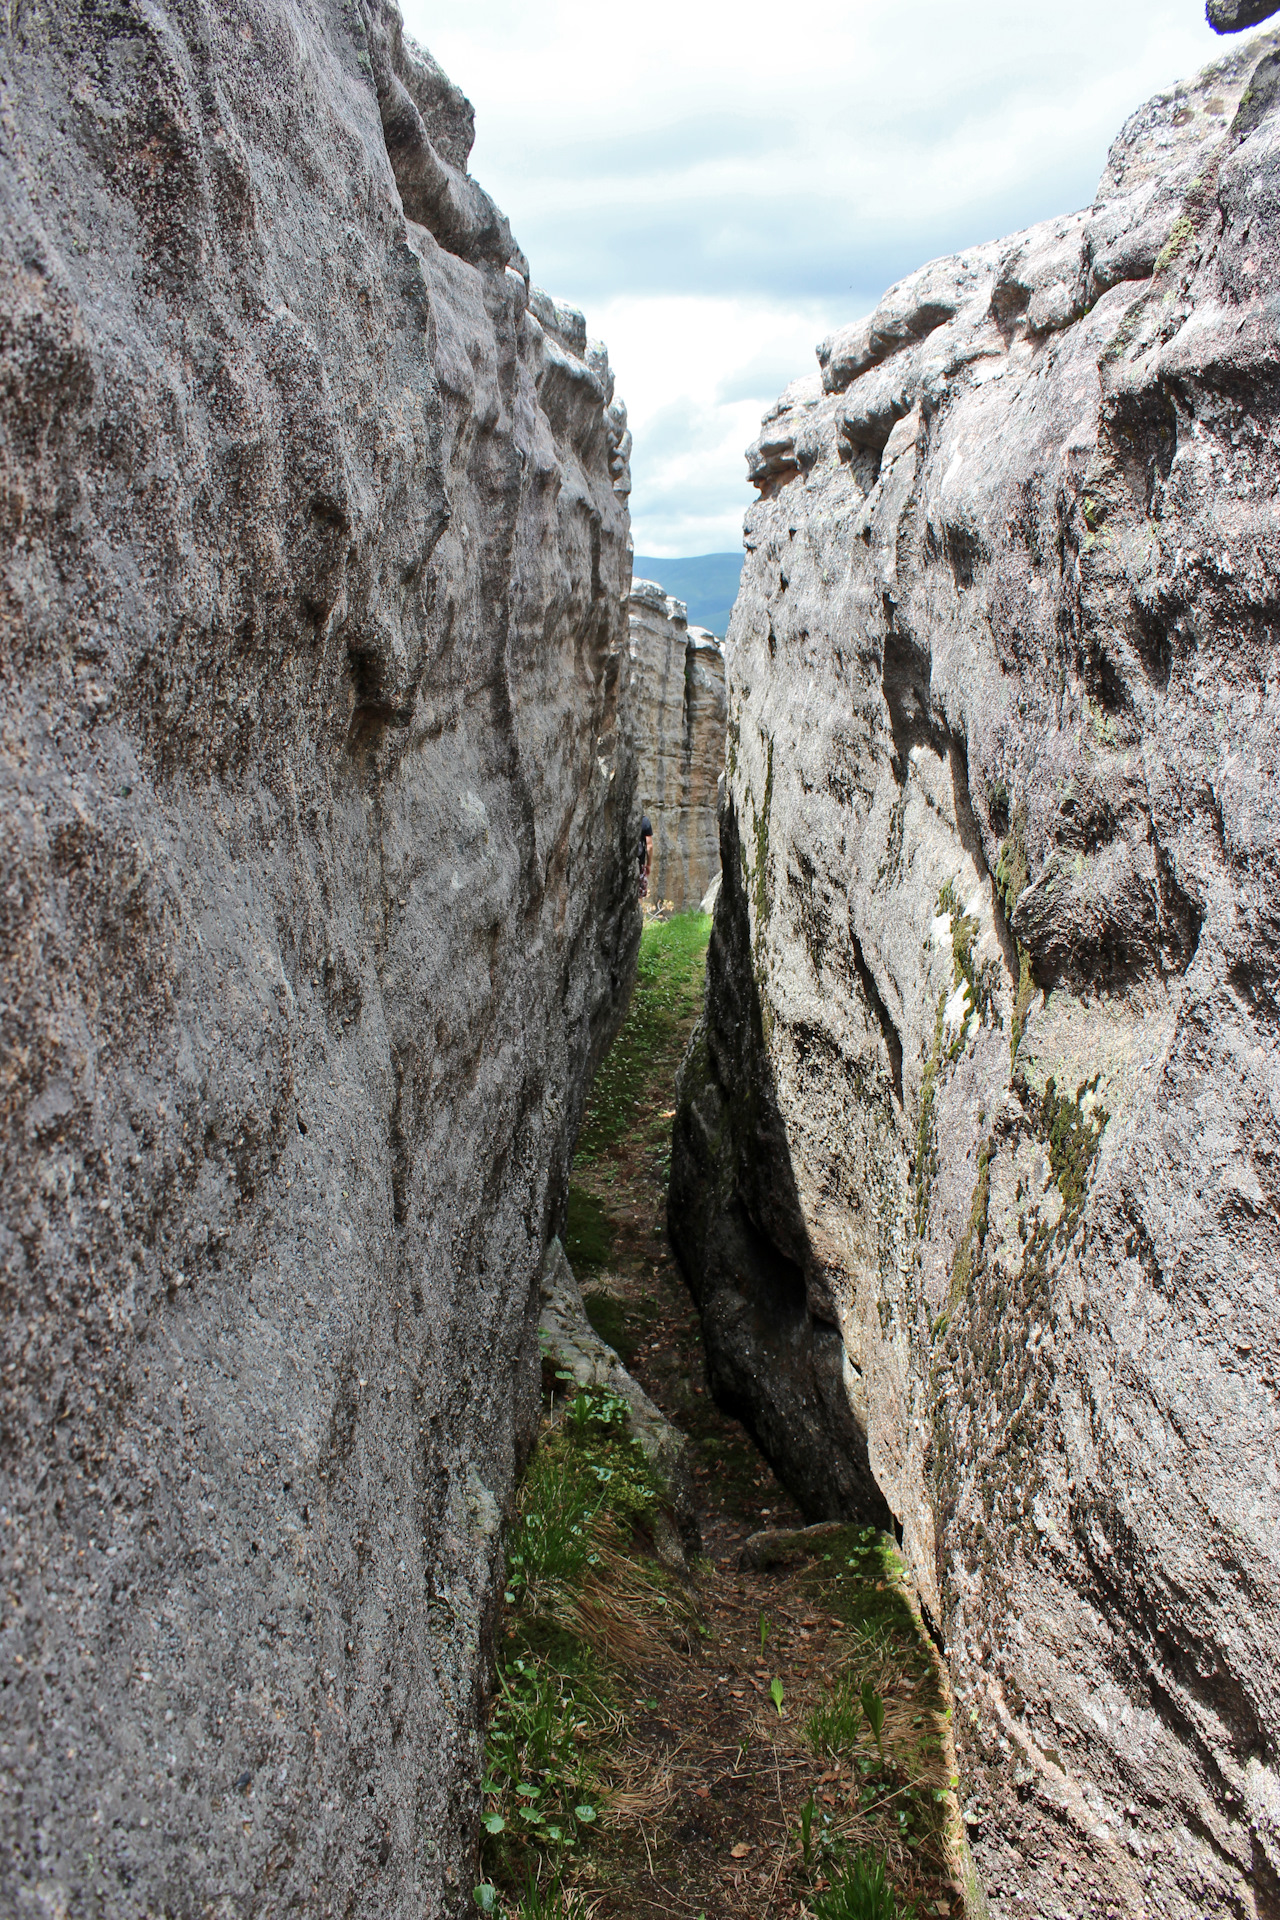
[0,4,636,1915]
[627,583,727,911]
[672,30,1280,1920]
[737,1520,862,1573]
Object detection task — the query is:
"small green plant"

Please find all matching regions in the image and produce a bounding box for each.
[807,1670,869,1760]
[913,993,946,1236]
[759,1612,771,1657]
[770,1675,785,1715]
[995,802,1029,922]
[799,1792,816,1867]
[1010,941,1034,1063]
[861,1682,886,1764]
[813,1851,902,1920]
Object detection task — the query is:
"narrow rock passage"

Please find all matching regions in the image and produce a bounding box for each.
[482,911,968,1919]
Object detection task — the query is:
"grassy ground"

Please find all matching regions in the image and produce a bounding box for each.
[480,910,965,1919]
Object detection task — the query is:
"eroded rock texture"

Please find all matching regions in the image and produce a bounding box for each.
[627,581,726,910]
[672,33,1280,1919]
[1,3,636,1914]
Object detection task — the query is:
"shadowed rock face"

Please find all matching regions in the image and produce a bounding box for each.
[627,581,727,911]
[672,31,1280,1919]
[1210,0,1280,33]
[0,3,636,1914]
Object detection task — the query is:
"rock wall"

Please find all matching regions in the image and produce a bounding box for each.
[672,32,1280,1920]
[627,580,726,910]
[0,5,637,1916]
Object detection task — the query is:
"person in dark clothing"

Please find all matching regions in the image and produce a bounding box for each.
[639,815,653,898]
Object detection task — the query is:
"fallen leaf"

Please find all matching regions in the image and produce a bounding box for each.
[730,1842,753,1858]
[694,1786,710,1800]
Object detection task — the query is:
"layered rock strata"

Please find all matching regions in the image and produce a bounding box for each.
[627,581,726,910]
[672,33,1280,1920]
[1,4,636,1915]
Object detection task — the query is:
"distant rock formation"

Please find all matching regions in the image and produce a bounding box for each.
[0,3,637,1914]
[627,582,727,911]
[672,29,1280,1920]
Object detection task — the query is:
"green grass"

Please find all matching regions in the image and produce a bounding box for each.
[815,1852,907,1920]
[563,1186,614,1274]
[483,1386,681,1905]
[575,913,711,1159]
[795,1530,952,1894]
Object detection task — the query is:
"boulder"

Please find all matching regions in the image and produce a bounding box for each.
[672,30,1280,1919]
[0,4,637,1913]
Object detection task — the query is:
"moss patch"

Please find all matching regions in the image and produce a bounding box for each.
[564,1185,615,1274]
[914,993,947,1238]
[1037,1075,1108,1226]
[1153,214,1195,276]
[995,804,1029,923]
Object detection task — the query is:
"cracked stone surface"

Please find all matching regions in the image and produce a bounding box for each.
[671,31,1280,1920]
[0,3,637,1914]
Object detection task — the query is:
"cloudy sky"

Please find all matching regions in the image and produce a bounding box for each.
[401,1,1231,555]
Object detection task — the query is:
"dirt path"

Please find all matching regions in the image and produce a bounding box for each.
[485,910,965,1919]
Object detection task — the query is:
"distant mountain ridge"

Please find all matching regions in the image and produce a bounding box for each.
[632,552,743,638]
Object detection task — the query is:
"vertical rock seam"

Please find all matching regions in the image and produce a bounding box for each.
[672,29,1280,1920]
[627,582,727,910]
[0,3,637,1915]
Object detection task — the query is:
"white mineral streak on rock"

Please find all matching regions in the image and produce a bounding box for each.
[672,29,1280,1920]
[0,3,639,1911]
[627,581,727,911]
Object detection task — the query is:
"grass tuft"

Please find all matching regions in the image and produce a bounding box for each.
[815,1851,906,1920]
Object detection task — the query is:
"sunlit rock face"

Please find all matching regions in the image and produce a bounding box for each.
[0,3,637,1914]
[672,32,1280,1918]
[627,581,727,910]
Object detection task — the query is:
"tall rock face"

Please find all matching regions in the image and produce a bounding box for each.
[0,5,636,1916]
[628,581,726,910]
[672,33,1280,1920]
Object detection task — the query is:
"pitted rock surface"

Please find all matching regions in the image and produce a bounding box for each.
[1,4,636,1915]
[627,581,727,911]
[671,31,1280,1920]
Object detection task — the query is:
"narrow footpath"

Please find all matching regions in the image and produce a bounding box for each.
[482,910,967,1920]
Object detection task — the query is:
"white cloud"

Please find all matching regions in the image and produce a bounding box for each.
[401,0,1233,552]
